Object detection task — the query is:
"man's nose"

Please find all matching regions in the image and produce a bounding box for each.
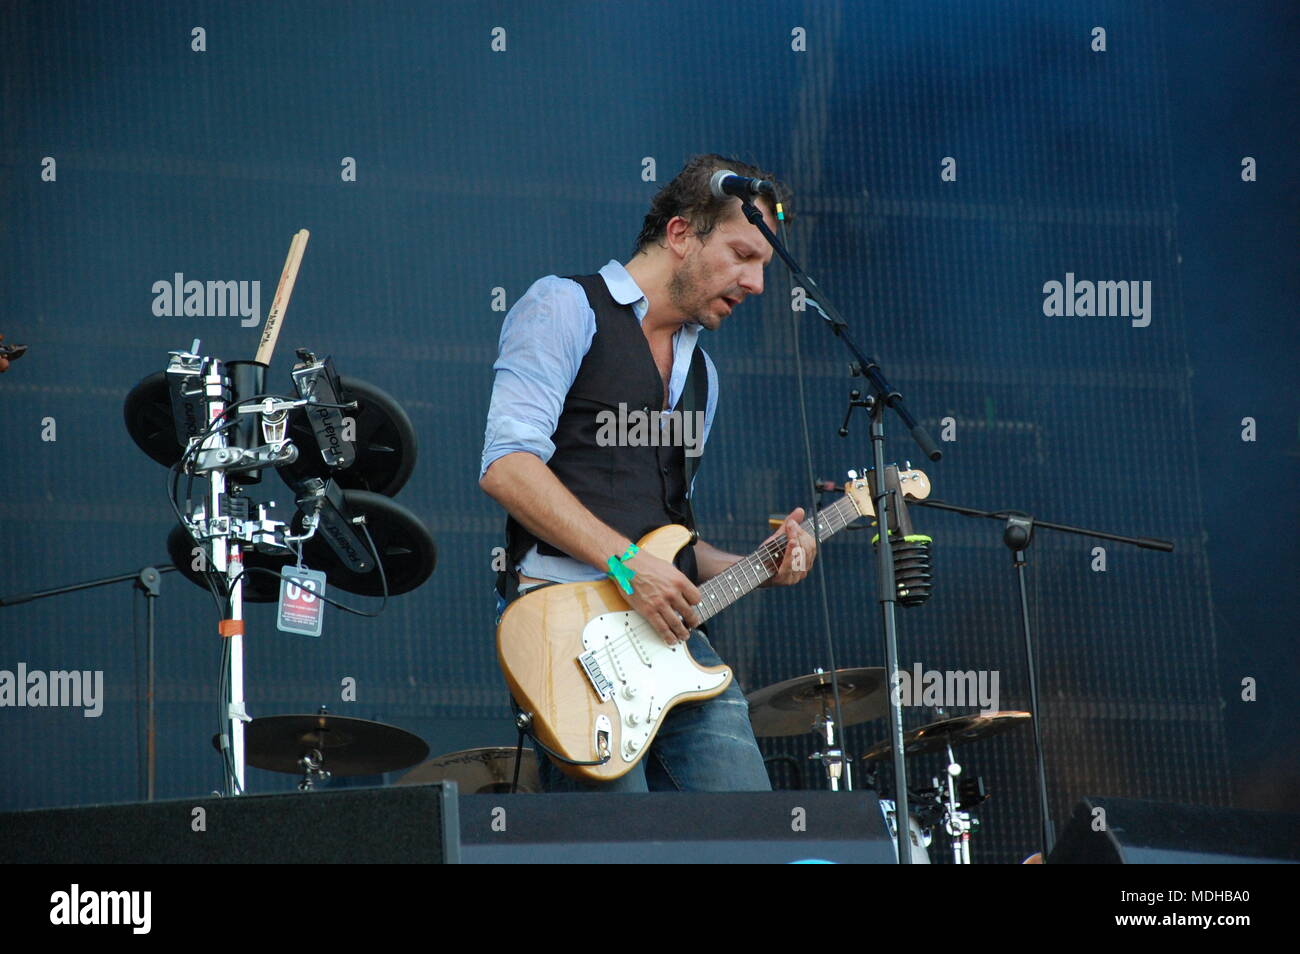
[740,263,764,297]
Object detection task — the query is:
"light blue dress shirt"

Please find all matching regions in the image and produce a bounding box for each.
[481,260,718,582]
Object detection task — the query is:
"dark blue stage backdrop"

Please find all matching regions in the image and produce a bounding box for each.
[1,1,1295,863]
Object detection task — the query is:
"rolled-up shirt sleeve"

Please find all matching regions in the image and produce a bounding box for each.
[480,276,595,478]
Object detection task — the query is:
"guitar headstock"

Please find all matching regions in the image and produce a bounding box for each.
[842,466,931,519]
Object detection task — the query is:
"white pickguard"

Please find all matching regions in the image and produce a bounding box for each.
[578,611,730,762]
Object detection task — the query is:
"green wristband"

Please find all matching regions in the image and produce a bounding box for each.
[606,544,640,595]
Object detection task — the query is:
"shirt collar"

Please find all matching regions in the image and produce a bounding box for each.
[599,259,648,309]
[598,260,699,348]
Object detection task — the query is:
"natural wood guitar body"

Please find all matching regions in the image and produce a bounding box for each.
[496,524,730,782]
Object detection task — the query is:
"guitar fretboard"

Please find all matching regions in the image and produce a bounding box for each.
[692,493,864,623]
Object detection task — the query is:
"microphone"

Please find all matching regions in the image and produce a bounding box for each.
[709,169,777,201]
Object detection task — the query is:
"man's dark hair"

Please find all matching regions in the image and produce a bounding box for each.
[633,154,784,255]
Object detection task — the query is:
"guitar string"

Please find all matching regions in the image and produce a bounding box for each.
[590,498,862,669]
[578,482,926,712]
[598,521,814,665]
[595,498,861,667]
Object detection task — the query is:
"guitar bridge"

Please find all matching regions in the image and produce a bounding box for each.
[578,650,614,702]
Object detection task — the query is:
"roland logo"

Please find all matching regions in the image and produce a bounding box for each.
[311,404,344,458]
[182,397,200,437]
[323,519,366,567]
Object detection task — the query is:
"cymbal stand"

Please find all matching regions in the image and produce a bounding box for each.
[195,357,251,796]
[808,689,853,791]
[297,749,331,791]
[938,738,974,864]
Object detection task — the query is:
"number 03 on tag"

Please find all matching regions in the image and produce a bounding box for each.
[277,567,327,637]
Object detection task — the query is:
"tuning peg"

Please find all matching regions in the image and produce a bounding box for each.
[847,469,858,480]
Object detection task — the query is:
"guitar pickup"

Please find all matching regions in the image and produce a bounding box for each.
[578,650,614,702]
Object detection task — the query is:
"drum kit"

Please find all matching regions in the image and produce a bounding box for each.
[124,343,438,796]
[123,230,438,796]
[745,666,1031,864]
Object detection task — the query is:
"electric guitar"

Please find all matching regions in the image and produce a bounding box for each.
[496,467,932,781]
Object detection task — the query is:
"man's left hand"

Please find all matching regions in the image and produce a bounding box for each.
[763,507,817,586]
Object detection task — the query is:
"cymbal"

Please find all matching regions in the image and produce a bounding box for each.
[166,488,436,601]
[397,746,542,794]
[861,710,1032,761]
[747,668,888,737]
[244,713,429,776]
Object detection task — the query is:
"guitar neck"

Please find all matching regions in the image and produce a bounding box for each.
[692,493,863,624]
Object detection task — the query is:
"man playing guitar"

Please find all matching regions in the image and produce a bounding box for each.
[480,154,817,791]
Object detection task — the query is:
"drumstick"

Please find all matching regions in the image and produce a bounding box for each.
[254,228,309,365]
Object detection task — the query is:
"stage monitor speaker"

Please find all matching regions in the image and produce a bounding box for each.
[457,791,895,863]
[1048,796,1300,864]
[0,783,459,864]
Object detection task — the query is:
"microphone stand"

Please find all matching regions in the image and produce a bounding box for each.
[1,564,179,801]
[741,198,941,863]
[911,496,1173,861]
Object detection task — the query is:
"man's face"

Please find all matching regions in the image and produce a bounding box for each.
[668,202,776,331]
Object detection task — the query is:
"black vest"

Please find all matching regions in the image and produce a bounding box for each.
[503,272,707,584]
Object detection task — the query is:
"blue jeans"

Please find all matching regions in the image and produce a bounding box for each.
[533,630,772,793]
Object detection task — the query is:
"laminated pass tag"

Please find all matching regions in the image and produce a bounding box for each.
[277,567,327,637]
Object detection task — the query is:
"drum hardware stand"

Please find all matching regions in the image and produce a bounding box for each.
[937,740,975,864]
[132,340,431,797]
[185,358,314,796]
[0,565,179,801]
[919,704,977,864]
[741,195,941,864]
[297,749,331,791]
[806,670,852,791]
[202,355,249,797]
[907,497,1174,862]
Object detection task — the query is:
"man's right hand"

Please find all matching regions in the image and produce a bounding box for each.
[621,550,702,646]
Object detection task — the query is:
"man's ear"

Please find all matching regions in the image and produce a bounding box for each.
[663,215,695,258]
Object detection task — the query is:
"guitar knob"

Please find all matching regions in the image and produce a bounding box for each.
[624,738,641,755]
[622,685,637,700]
[626,713,641,727]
